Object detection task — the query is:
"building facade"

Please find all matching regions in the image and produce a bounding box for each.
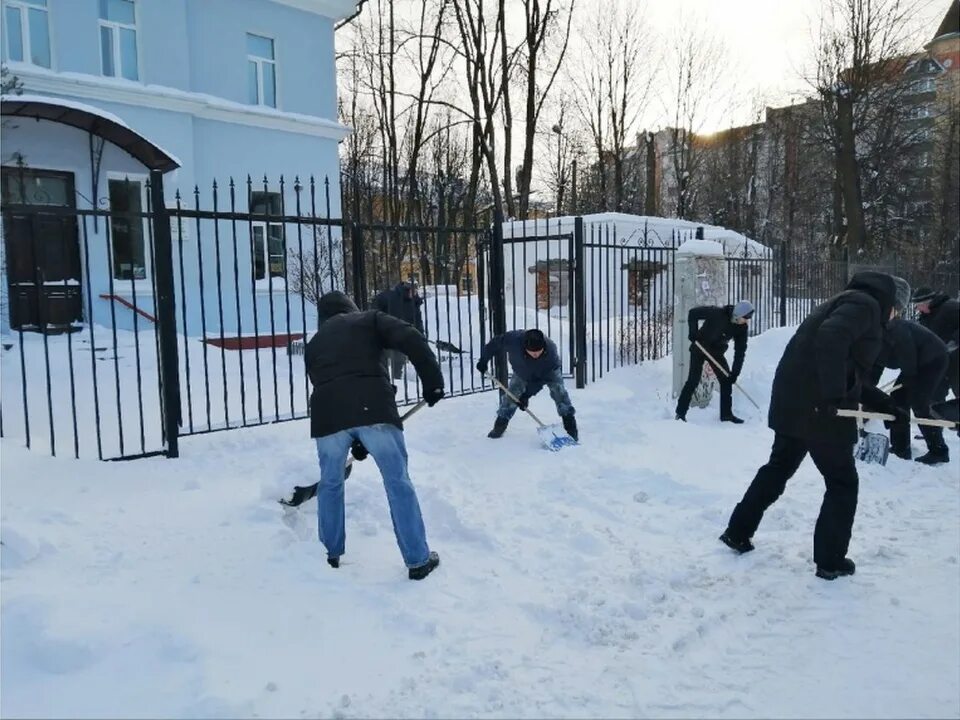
[1,0,353,337]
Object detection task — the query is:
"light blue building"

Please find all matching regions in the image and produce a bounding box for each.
[0,0,352,340]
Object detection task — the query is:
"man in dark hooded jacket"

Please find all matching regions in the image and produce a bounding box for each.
[869,317,949,464]
[720,272,899,581]
[675,301,754,424]
[372,282,425,379]
[305,291,444,580]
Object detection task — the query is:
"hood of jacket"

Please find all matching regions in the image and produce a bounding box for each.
[317,291,359,323]
[846,271,896,325]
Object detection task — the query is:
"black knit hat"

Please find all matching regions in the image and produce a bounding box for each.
[524,329,546,352]
[911,286,937,304]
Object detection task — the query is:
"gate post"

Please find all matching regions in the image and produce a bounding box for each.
[149,170,181,458]
[573,216,587,388]
[778,240,787,327]
[489,211,508,388]
[350,222,368,310]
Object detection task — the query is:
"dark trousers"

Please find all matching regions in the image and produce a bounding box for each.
[727,433,859,570]
[890,357,948,453]
[676,346,732,418]
[385,350,406,380]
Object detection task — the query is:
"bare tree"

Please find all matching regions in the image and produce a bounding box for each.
[661,17,728,219]
[570,1,657,213]
[809,0,918,255]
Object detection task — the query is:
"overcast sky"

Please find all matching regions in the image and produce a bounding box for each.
[639,0,948,132]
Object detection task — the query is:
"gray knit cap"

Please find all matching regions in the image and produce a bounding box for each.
[891,276,911,316]
[732,300,755,320]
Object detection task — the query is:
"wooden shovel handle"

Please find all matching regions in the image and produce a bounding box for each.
[488,375,548,428]
[836,408,957,428]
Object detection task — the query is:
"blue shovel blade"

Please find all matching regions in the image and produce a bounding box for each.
[537,424,578,452]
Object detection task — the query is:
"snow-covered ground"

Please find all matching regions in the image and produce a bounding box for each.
[2,327,959,718]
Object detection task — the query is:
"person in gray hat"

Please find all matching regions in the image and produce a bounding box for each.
[675,301,754,424]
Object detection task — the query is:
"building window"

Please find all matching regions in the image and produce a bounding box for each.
[247,33,276,107]
[460,273,473,293]
[250,191,284,281]
[4,0,51,68]
[99,0,138,81]
[910,77,935,94]
[108,178,147,280]
[908,104,932,120]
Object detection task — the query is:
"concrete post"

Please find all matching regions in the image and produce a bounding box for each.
[672,239,728,402]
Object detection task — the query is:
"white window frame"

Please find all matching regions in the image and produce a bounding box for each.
[3,0,51,68]
[106,172,152,289]
[246,32,277,108]
[249,190,286,287]
[98,0,140,81]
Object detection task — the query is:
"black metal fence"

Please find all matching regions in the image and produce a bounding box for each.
[6,174,958,462]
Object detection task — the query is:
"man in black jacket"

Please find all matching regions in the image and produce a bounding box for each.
[372,281,425,379]
[720,272,899,581]
[870,317,949,464]
[305,291,444,580]
[912,287,959,407]
[675,301,754,424]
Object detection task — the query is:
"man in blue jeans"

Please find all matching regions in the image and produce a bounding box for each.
[305,291,445,580]
[476,328,578,440]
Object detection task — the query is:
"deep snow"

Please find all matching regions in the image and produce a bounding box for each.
[2,327,959,718]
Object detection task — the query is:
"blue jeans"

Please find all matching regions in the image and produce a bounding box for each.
[314,424,430,568]
[497,370,575,421]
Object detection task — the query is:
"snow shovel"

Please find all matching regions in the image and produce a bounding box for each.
[854,403,890,466]
[854,384,903,466]
[279,400,428,507]
[429,339,464,354]
[489,376,578,452]
[694,341,761,410]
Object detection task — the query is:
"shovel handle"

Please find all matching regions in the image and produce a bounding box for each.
[401,400,428,422]
[487,375,548,428]
[836,408,957,428]
[693,341,761,410]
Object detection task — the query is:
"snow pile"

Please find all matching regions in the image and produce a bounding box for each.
[2,327,958,718]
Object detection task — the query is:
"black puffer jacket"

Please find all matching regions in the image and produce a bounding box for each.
[372,282,424,334]
[688,305,749,376]
[917,293,959,346]
[870,319,947,383]
[768,271,896,444]
[305,292,443,438]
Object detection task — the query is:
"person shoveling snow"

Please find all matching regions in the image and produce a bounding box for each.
[476,329,578,447]
[304,291,445,580]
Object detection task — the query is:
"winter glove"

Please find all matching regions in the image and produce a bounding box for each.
[476,359,489,375]
[350,440,369,462]
[424,387,445,407]
[814,400,842,418]
[516,392,531,411]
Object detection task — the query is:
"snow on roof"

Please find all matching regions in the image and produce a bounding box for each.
[677,238,724,256]
[501,212,771,258]
[2,92,183,169]
[5,67,351,140]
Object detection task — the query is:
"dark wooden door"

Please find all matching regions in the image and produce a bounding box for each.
[1,169,82,330]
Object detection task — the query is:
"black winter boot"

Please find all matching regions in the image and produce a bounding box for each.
[408,551,440,580]
[816,557,856,580]
[327,556,340,569]
[720,414,745,424]
[675,413,687,422]
[719,531,754,554]
[915,446,950,465]
[562,415,579,441]
[487,418,509,439]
